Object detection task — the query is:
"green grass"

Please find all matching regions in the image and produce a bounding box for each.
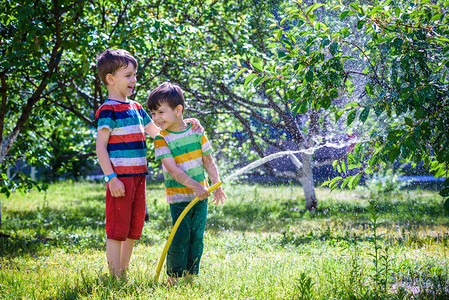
[1,181,448,299]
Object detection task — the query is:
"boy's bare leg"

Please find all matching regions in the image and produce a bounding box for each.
[106,239,122,278]
[120,238,134,278]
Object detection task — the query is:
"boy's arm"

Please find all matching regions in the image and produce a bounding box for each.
[185,118,204,133]
[202,154,227,205]
[96,128,125,197]
[160,157,210,200]
[144,121,160,139]
[144,119,204,138]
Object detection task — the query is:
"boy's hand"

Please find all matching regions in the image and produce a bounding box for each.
[211,187,227,205]
[108,177,126,198]
[193,185,210,200]
[185,118,204,133]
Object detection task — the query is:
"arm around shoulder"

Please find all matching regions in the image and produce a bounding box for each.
[145,121,160,139]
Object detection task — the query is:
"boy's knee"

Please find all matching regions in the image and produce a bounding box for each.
[191,229,204,242]
[173,231,190,248]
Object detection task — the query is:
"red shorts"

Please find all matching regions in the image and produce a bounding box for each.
[105,176,146,241]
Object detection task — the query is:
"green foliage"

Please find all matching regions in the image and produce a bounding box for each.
[246,0,448,200]
[0,0,104,195]
[292,272,315,300]
[342,0,449,203]
[367,198,393,299]
[361,163,409,197]
[242,0,351,112]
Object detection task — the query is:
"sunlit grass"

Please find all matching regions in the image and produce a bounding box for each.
[1,181,448,299]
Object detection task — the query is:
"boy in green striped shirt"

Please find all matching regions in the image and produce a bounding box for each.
[147,82,226,284]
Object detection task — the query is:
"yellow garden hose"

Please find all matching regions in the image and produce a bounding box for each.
[154,181,223,283]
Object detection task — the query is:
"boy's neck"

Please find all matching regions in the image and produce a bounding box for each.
[107,92,129,103]
[166,119,189,132]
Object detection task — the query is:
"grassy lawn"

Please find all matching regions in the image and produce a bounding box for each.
[1,181,448,299]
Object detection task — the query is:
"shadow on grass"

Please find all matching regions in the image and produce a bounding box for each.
[0,196,170,259]
[1,201,106,258]
[274,228,449,248]
[323,198,445,221]
[52,273,159,299]
[206,195,447,233]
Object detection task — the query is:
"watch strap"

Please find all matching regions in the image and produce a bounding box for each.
[105,172,117,182]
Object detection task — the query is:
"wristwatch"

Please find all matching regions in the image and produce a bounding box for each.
[104,172,117,183]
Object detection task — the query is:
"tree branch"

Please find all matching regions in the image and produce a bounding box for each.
[180,83,289,152]
[341,39,395,92]
[108,0,131,38]
[58,152,96,159]
[265,91,307,146]
[0,72,6,149]
[1,0,63,162]
[342,40,376,72]
[46,96,96,127]
[313,158,336,168]
[70,79,95,109]
[215,81,273,109]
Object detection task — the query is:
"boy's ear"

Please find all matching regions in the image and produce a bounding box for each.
[106,73,114,85]
[176,104,184,116]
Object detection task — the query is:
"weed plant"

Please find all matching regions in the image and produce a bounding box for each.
[0,181,448,299]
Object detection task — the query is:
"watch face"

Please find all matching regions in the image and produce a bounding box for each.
[104,173,116,183]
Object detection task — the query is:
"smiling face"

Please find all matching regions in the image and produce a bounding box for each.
[150,102,184,132]
[106,64,137,101]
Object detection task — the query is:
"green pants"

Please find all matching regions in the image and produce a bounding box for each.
[167,199,208,277]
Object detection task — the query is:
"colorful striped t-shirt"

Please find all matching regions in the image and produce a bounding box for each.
[154,124,213,204]
[95,99,152,177]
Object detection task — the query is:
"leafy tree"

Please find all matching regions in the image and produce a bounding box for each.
[0,0,100,189]
[0,0,87,226]
[0,0,162,225]
[0,0,156,193]
[246,0,449,204]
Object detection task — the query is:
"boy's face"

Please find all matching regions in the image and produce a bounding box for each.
[106,64,137,100]
[150,102,183,131]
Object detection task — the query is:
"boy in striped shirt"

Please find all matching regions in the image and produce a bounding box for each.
[147,82,226,284]
[95,49,202,279]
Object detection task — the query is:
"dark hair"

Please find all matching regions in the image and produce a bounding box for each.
[147,82,185,112]
[96,49,138,85]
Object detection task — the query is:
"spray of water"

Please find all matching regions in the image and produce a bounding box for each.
[154,138,366,282]
[222,139,364,183]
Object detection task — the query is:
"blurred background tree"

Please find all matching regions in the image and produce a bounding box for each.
[243,0,448,204]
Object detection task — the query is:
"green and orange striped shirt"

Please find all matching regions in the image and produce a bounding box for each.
[154,124,213,203]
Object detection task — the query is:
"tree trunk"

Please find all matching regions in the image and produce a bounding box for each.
[297,153,317,211]
[0,3,63,165]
